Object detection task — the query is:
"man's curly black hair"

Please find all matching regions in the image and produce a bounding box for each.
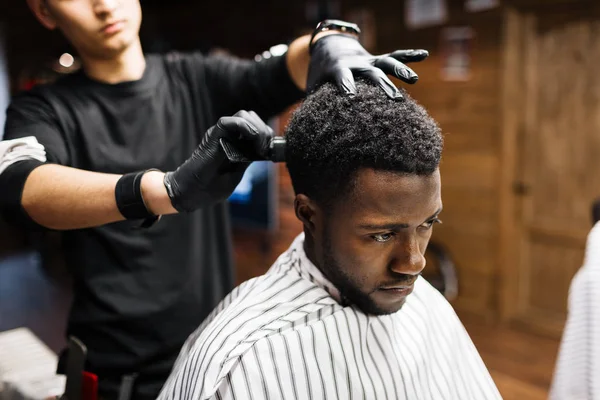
[285,80,443,206]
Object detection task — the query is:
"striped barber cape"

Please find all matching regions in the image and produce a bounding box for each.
[158,234,501,400]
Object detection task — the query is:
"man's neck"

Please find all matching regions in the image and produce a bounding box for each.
[300,232,343,303]
[302,232,330,281]
[302,231,319,269]
[81,40,146,84]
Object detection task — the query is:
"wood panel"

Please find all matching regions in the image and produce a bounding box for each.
[440,188,499,236]
[440,154,498,191]
[526,237,584,314]
[437,121,498,154]
[500,4,600,337]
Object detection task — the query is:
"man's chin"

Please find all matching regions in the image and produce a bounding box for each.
[363,299,407,316]
[345,293,408,316]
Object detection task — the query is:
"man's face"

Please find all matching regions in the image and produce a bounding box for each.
[39,0,141,59]
[312,168,442,315]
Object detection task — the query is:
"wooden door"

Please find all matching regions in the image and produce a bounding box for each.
[500,4,600,338]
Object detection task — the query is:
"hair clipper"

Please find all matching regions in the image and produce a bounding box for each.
[219,136,286,163]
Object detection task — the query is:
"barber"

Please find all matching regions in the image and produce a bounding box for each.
[0,1,428,398]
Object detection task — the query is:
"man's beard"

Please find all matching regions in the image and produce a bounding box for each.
[320,226,397,316]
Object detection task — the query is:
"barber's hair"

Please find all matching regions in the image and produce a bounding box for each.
[285,80,443,206]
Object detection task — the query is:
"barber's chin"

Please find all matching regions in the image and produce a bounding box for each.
[104,38,131,53]
[98,32,134,53]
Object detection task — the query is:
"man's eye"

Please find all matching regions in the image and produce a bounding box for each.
[421,218,442,229]
[372,233,394,243]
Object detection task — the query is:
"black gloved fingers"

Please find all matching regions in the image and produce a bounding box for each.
[246,110,275,156]
[331,66,357,96]
[247,111,275,153]
[216,116,259,141]
[387,49,429,63]
[374,57,419,84]
[219,113,273,157]
[357,67,402,99]
[233,110,261,129]
[229,111,273,141]
[245,110,270,133]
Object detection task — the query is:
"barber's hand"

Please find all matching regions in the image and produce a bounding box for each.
[307,33,429,99]
[163,110,273,212]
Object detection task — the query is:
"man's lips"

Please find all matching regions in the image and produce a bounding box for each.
[379,286,413,295]
[101,20,126,35]
[380,278,417,290]
[378,281,416,296]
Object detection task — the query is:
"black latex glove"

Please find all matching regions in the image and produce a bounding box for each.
[307,33,429,99]
[163,110,273,212]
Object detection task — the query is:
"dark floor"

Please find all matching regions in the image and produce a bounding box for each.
[0,251,560,399]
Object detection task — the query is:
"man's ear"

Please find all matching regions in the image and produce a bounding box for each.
[27,0,58,30]
[294,194,320,236]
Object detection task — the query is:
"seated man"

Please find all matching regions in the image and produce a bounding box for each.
[158,82,501,400]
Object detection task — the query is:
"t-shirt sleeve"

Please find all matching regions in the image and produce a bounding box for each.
[3,90,71,165]
[0,90,71,210]
[192,52,305,121]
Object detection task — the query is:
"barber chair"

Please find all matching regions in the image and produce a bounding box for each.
[592,197,600,224]
[422,241,458,301]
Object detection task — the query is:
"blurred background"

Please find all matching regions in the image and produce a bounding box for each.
[1,0,599,398]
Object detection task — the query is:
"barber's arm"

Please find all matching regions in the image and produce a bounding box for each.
[0,111,273,230]
[9,163,175,230]
[16,163,131,229]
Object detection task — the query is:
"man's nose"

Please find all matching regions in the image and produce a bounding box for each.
[93,0,119,17]
[389,236,426,276]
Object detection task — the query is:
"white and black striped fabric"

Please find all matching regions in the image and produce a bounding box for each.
[550,222,600,400]
[158,234,501,400]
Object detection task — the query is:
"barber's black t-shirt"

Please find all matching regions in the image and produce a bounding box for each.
[0,52,303,398]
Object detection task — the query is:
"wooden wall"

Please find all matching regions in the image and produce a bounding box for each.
[499,1,600,337]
